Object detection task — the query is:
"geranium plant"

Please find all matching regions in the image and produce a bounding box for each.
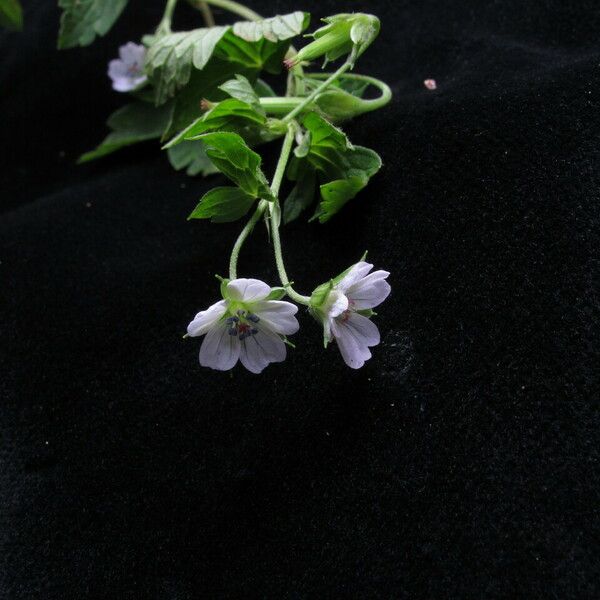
[10,0,394,373]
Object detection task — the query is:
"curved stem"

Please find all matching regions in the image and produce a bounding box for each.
[200,0,261,21]
[269,125,311,305]
[158,0,179,33]
[306,71,393,113]
[229,200,267,280]
[282,61,352,123]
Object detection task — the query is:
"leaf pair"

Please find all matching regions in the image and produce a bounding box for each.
[189,132,274,223]
[284,113,381,223]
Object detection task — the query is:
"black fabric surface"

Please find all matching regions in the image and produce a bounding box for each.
[2,0,599,597]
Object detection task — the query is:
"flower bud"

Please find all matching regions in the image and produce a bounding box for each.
[285,13,380,69]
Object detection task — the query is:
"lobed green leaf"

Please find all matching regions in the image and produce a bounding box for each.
[78,102,172,163]
[58,0,128,49]
[198,132,275,201]
[167,140,218,176]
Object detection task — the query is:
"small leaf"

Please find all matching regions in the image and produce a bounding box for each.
[283,165,316,224]
[313,175,368,223]
[189,186,256,223]
[199,132,275,200]
[219,75,261,109]
[167,98,266,147]
[58,0,128,49]
[167,140,218,176]
[0,0,23,31]
[78,102,173,163]
[232,11,309,42]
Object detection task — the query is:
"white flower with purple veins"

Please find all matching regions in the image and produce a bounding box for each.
[187,278,299,374]
[108,42,147,92]
[312,261,391,369]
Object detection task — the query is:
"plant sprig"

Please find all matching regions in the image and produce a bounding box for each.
[57,0,394,373]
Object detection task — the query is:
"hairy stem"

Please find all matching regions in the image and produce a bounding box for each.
[187,0,216,26]
[269,125,311,305]
[282,61,352,123]
[159,0,179,33]
[229,200,267,280]
[200,0,261,21]
[306,71,393,113]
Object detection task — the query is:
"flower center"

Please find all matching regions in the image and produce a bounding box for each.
[226,309,260,341]
[338,299,356,323]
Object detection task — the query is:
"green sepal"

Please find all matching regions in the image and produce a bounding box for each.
[282,336,296,349]
[215,275,230,299]
[265,287,287,300]
[310,279,334,308]
[293,13,379,67]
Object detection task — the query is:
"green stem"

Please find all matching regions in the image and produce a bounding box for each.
[229,200,267,280]
[159,0,179,33]
[282,61,352,123]
[306,71,393,113]
[269,125,311,305]
[187,1,216,26]
[200,0,261,21]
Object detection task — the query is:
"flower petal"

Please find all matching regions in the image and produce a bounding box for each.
[108,59,128,79]
[331,318,372,369]
[344,312,381,346]
[226,278,271,302]
[239,326,286,374]
[187,299,227,337]
[336,261,373,293]
[346,270,391,309]
[199,322,240,371]
[119,42,145,66]
[322,289,348,319]
[252,300,299,335]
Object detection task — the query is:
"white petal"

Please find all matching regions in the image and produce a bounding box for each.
[199,322,240,371]
[226,278,271,302]
[343,312,381,346]
[322,289,348,319]
[252,300,299,335]
[346,270,391,309]
[239,326,286,374]
[331,319,372,369]
[336,261,373,293]
[187,299,227,337]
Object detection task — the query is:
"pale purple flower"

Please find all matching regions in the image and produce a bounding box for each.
[187,278,299,374]
[321,261,391,369]
[108,42,147,92]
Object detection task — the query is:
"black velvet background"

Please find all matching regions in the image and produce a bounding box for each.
[2,0,599,597]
